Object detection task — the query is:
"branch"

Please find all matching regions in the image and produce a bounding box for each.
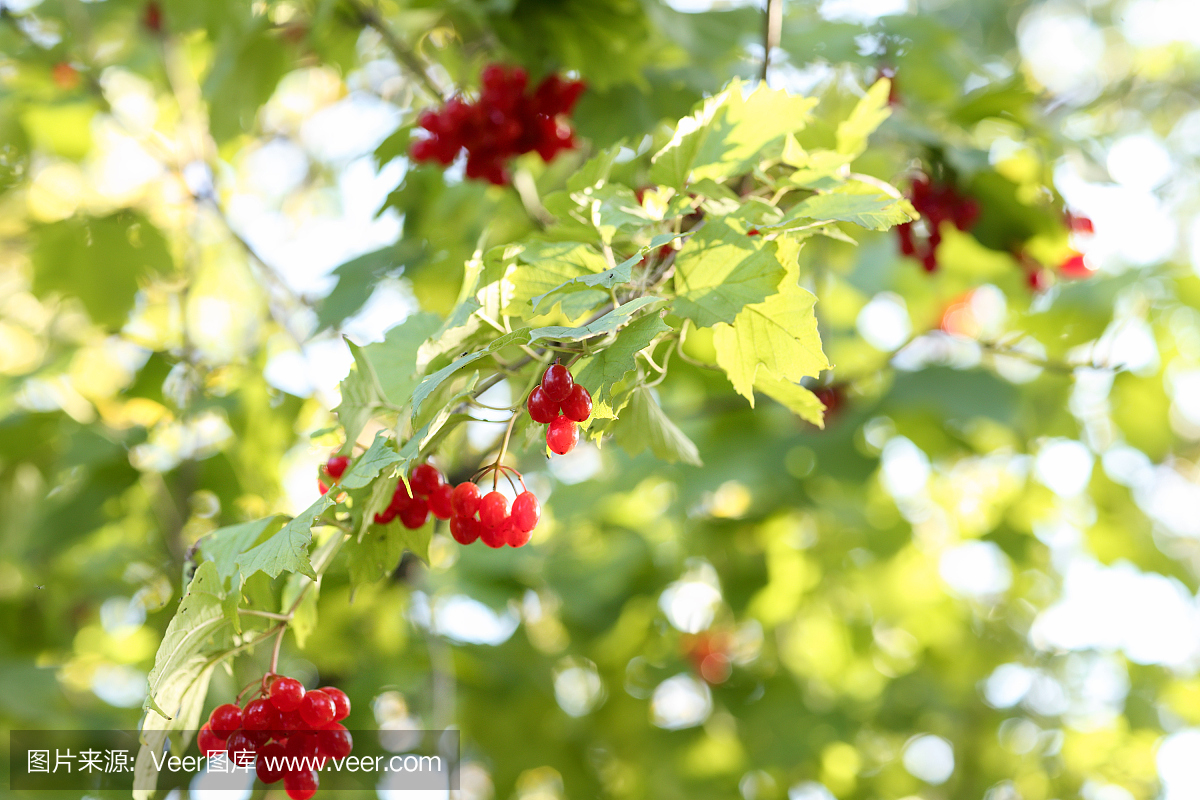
[343,0,449,101]
[761,0,783,83]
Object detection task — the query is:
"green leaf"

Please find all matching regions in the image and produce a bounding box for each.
[335,344,381,445]
[197,517,280,582]
[615,387,703,466]
[339,432,401,489]
[204,25,290,142]
[507,241,609,316]
[529,296,666,343]
[531,254,637,313]
[753,374,826,427]
[672,217,787,327]
[771,186,916,231]
[573,310,671,412]
[411,328,533,419]
[345,517,432,586]
[836,78,893,157]
[651,80,818,187]
[31,213,174,328]
[281,573,319,649]
[362,312,445,406]
[135,562,231,799]
[317,242,424,329]
[712,273,829,403]
[235,495,333,581]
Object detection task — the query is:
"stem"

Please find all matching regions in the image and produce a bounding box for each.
[344,0,448,101]
[761,0,783,83]
[238,609,290,620]
[269,624,286,675]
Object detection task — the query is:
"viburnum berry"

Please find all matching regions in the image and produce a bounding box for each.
[546,416,579,455]
[225,729,257,761]
[319,722,354,759]
[541,363,574,402]
[559,384,592,422]
[451,482,481,517]
[479,491,508,530]
[256,741,287,784]
[269,676,305,712]
[300,689,336,727]
[527,385,560,424]
[1058,252,1093,278]
[480,522,508,548]
[243,697,280,731]
[410,463,443,496]
[284,767,320,800]
[511,491,540,533]
[197,724,224,756]
[410,64,585,186]
[317,479,329,495]
[506,519,532,548]
[325,455,350,480]
[427,483,454,520]
[896,173,979,272]
[320,686,351,722]
[399,499,430,530]
[209,703,243,735]
[449,514,481,545]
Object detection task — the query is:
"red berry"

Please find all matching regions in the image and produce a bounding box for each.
[319,722,354,759]
[320,686,351,722]
[428,483,454,520]
[451,482,481,517]
[325,455,350,479]
[300,689,336,727]
[374,508,396,525]
[142,1,163,33]
[278,708,304,732]
[747,228,759,236]
[284,768,319,800]
[209,703,242,736]
[269,677,305,713]
[479,492,509,530]
[511,491,540,533]
[527,386,560,424]
[506,518,532,547]
[256,742,287,784]
[541,363,574,402]
[243,698,280,731]
[546,416,579,455]
[559,384,592,422]
[1059,252,1092,278]
[480,521,507,548]
[410,463,442,497]
[449,515,481,545]
[225,729,257,762]
[399,498,429,529]
[318,479,328,495]
[197,724,224,756]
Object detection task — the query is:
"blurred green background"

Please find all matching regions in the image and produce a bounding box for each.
[2,0,1200,798]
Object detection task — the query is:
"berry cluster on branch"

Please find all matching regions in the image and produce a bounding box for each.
[197,675,352,800]
[527,363,592,455]
[373,463,454,528]
[895,174,979,272]
[410,64,585,185]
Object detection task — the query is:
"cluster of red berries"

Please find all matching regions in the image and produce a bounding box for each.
[409,64,585,185]
[196,676,352,800]
[373,463,453,529]
[527,364,592,455]
[317,455,349,496]
[895,174,980,272]
[446,481,541,548]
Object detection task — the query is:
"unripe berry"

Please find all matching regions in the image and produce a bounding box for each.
[410,463,442,497]
[546,416,579,455]
[284,767,319,800]
[325,455,350,480]
[320,686,351,722]
[526,386,560,424]
[428,483,454,520]
[559,384,592,422]
[209,703,243,736]
[449,514,481,545]
[541,363,574,402]
[451,482,481,517]
[479,492,508,530]
[299,689,336,727]
[511,491,540,533]
[268,677,305,713]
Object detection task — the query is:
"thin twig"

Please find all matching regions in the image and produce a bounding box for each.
[344,0,448,101]
[761,0,783,83]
